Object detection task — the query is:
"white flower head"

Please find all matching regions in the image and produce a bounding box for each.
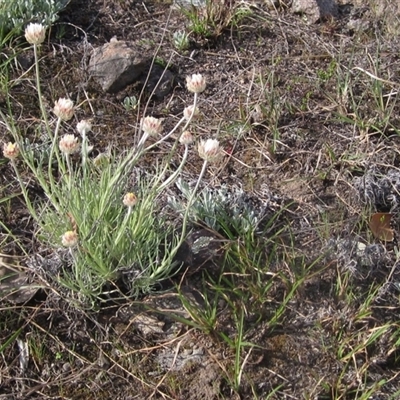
[179,131,194,146]
[183,105,199,121]
[123,192,137,207]
[59,134,79,154]
[186,74,206,93]
[62,231,78,247]
[76,120,92,137]
[198,139,222,163]
[25,23,46,45]
[3,142,19,160]
[141,116,163,136]
[53,98,74,121]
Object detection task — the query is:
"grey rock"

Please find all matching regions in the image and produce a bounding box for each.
[88,38,150,93]
[292,0,338,23]
[145,64,176,101]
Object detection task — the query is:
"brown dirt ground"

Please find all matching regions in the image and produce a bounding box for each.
[1,0,400,399]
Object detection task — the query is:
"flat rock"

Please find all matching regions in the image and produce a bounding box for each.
[88,38,151,93]
[292,0,338,23]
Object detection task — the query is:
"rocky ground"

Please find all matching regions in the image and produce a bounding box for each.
[1,0,400,399]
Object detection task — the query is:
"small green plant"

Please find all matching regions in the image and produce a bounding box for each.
[172,30,190,51]
[326,47,399,136]
[169,180,267,239]
[122,95,138,111]
[317,59,337,84]
[1,25,217,306]
[255,66,284,153]
[0,0,70,40]
[179,0,251,39]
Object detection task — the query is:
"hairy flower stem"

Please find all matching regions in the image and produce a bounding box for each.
[152,93,200,192]
[147,93,199,152]
[157,144,189,194]
[65,154,73,191]
[33,44,52,140]
[48,117,65,189]
[81,133,89,177]
[177,159,208,250]
[10,160,38,221]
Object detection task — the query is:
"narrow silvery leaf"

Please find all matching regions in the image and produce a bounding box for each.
[17,339,29,372]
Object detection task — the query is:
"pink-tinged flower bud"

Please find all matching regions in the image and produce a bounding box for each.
[141,116,163,136]
[3,142,19,159]
[25,23,46,45]
[198,139,222,163]
[53,98,74,121]
[61,231,78,247]
[76,120,92,137]
[59,134,79,154]
[183,105,199,121]
[123,192,137,207]
[179,131,194,145]
[186,74,206,93]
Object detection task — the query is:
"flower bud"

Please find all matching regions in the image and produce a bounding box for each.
[198,139,222,163]
[53,98,74,121]
[3,142,19,159]
[183,105,199,121]
[61,231,78,247]
[179,131,194,145]
[141,116,163,136]
[25,23,46,45]
[59,134,79,154]
[76,120,92,137]
[186,74,206,93]
[123,192,137,207]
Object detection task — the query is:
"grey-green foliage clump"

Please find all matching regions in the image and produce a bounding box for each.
[0,0,70,40]
[169,179,271,237]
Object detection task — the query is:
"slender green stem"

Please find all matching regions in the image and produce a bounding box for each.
[33,44,52,140]
[114,206,132,247]
[179,159,208,244]
[150,92,199,192]
[156,144,189,194]
[10,160,38,221]
[148,159,208,281]
[48,117,65,189]
[81,133,88,177]
[65,153,73,191]
[146,92,199,152]
[137,132,149,150]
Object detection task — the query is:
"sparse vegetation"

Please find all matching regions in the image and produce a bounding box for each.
[1,0,400,399]
[0,0,70,41]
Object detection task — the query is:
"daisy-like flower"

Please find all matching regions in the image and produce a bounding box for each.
[183,105,199,121]
[61,230,78,247]
[179,131,194,146]
[53,98,74,121]
[141,116,163,136]
[76,120,92,137]
[59,134,79,154]
[25,23,46,45]
[123,192,137,207]
[186,74,206,93]
[3,142,20,160]
[198,139,222,163]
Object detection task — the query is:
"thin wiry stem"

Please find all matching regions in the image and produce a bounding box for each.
[33,44,52,140]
